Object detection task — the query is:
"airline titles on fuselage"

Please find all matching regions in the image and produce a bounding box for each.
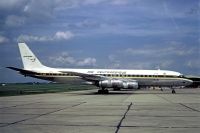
[87,70,127,75]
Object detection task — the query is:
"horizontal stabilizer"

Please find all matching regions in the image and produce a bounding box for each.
[7,67,37,75]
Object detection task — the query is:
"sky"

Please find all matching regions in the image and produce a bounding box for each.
[0,0,199,83]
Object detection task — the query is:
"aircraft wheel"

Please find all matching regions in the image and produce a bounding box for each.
[98,89,109,94]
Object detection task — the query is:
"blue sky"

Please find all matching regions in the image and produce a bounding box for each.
[0,0,199,82]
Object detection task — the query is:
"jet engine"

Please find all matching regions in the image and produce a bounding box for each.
[98,79,138,89]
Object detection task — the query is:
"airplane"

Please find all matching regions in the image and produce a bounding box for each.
[7,42,193,94]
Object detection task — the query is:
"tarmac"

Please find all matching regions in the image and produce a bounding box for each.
[0,88,200,133]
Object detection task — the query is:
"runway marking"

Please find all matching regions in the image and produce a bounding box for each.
[1,102,86,127]
[115,102,132,133]
[179,103,200,112]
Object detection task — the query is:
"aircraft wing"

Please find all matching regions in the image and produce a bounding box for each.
[59,71,138,83]
[59,71,109,81]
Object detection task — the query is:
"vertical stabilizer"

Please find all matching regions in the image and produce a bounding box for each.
[18,42,46,70]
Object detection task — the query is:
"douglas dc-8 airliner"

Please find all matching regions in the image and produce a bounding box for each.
[7,43,193,94]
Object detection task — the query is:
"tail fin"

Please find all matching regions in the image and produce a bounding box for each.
[18,42,46,70]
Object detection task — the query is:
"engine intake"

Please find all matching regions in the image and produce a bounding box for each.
[98,80,138,89]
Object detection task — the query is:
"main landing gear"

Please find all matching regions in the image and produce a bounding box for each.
[98,88,109,94]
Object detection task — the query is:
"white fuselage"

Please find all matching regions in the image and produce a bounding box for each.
[28,67,192,87]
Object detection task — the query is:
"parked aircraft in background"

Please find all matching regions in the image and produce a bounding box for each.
[7,43,193,94]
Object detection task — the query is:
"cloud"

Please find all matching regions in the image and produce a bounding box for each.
[108,55,121,68]
[48,52,96,67]
[122,42,194,57]
[55,0,129,7]
[54,31,74,40]
[17,31,74,42]
[105,41,197,70]
[111,0,129,5]
[5,15,25,27]
[163,1,179,30]
[92,23,175,37]
[81,0,130,6]
[0,35,9,44]
[23,0,55,22]
[185,7,200,15]
[76,57,96,66]
[159,60,174,68]
[0,0,57,26]
[186,60,200,69]
[0,0,27,10]
[83,0,106,5]
[75,19,99,28]
[49,52,76,65]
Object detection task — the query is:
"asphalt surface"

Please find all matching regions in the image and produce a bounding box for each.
[0,88,200,133]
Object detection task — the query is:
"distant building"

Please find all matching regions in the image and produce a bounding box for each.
[185,76,200,88]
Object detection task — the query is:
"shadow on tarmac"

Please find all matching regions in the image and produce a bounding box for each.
[72,88,200,95]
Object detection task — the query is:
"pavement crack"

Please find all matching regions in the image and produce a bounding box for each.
[179,103,200,112]
[155,94,174,104]
[1,102,86,127]
[115,102,132,133]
